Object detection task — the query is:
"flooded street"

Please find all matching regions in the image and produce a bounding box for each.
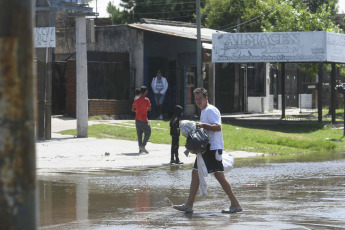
[38,152,345,230]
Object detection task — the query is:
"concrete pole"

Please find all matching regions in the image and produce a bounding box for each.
[196,0,202,88]
[0,0,38,229]
[76,16,88,137]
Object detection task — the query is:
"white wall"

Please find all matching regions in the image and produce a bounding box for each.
[248,97,265,113]
[299,94,312,109]
[247,63,270,113]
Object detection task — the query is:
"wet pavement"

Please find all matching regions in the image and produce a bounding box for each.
[38,151,345,230]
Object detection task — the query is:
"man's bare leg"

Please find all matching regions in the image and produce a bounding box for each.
[214,171,241,209]
[184,169,200,209]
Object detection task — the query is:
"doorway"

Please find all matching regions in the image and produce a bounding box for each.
[216,63,248,113]
[184,66,196,115]
[239,64,248,112]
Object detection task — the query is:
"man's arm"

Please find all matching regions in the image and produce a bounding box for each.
[196,122,221,132]
[131,105,136,112]
[147,105,152,111]
[151,78,158,94]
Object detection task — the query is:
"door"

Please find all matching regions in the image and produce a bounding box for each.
[240,64,248,112]
[184,66,196,115]
[216,63,235,113]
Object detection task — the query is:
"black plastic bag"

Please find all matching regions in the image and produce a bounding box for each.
[185,128,209,154]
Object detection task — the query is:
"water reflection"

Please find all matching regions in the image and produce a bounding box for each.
[39,152,345,229]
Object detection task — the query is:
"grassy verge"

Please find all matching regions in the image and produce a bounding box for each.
[60,120,345,155]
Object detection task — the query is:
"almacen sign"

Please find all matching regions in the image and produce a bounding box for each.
[212,31,345,63]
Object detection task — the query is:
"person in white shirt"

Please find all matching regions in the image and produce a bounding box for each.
[173,87,242,214]
[151,70,168,120]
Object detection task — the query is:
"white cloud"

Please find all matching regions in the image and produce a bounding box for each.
[338,0,345,13]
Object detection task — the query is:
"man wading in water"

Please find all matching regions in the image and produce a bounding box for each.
[173,87,242,214]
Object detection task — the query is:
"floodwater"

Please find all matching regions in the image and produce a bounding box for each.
[38,152,345,230]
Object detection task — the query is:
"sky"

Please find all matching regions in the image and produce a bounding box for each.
[339,0,345,13]
[90,0,345,18]
[88,0,121,18]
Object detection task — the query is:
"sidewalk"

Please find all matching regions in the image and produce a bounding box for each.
[36,116,263,172]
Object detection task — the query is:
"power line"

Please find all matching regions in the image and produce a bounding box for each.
[216,8,275,31]
[158,15,195,21]
[134,9,195,15]
[134,1,206,6]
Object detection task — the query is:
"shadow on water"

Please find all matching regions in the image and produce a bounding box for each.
[39,151,345,230]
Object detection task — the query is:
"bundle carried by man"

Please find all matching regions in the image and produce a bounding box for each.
[180,120,234,172]
[180,120,209,155]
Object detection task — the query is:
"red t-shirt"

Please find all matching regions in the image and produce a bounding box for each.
[133,96,151,122]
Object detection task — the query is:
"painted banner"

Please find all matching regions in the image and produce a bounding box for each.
[212,31,345,63]
[34,27,56,48]
[326,32,345,63]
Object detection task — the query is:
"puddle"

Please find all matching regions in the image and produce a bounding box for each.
[39,151,345,229]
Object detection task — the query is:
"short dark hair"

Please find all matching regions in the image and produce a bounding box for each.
[193,87,208,98]
[140,86,147,94]
[135,88,140,95]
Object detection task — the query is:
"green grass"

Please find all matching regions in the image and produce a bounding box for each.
[222,122,343,155]
[322,108,345,120]
[60,120,345,155]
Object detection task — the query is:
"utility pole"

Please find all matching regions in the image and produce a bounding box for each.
[196,0,202,88]
[76,16,89,137]
[36,0,55,140]
[0,0,38,229]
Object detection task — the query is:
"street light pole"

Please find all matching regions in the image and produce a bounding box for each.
[0,0,37,228]
[196,0,202,88]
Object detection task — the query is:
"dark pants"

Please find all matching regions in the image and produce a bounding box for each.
[135,120,151,147]
[171,135,180,162]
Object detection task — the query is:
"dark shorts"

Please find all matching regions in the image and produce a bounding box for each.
[193,146,224,173]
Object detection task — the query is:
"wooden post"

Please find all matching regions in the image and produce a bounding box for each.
[281,63,286,119]
[0,0,37,229]
[318,63,323,123]
[331,63,336,124]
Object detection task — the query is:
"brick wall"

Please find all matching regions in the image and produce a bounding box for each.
[88,99,131,116]
[66,60,132,117]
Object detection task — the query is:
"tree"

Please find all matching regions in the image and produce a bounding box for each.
[260,0,341,32]
[107,2,132,24]
[201,0,264,32]
[201,0,342,33]
[107,0,202,25]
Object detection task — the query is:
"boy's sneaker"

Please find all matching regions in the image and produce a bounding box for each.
[170,160,176,164]
[140,146,149,153]
[175,161,184,164]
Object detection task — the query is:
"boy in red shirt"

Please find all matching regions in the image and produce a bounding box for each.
[132,86,151,153]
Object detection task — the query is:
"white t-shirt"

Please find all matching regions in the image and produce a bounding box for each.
[200,104,224,150]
